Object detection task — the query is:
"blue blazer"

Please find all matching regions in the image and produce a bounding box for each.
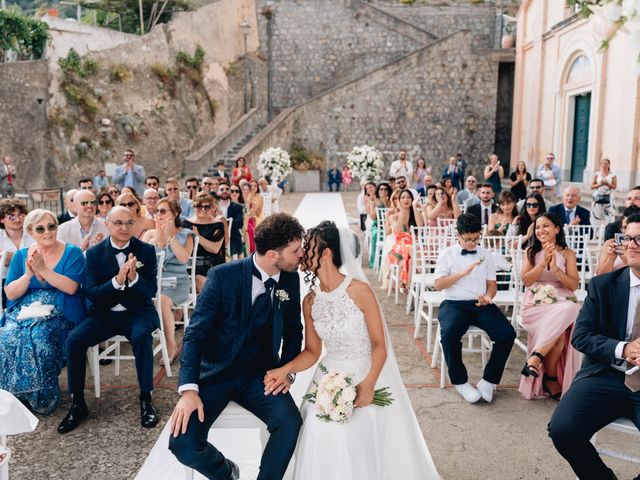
[572,267,630,382]
[85,236,160,328]
[179,256,303,386]
[548,203,591,227]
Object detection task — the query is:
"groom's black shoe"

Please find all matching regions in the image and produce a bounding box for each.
[228,459,240,480]
[57,400,88,434]
[140,399,159,428]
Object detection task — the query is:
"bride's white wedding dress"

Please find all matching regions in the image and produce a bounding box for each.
[293,275,440,479]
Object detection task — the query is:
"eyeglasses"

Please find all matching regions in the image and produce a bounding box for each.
[80,186,92,190]
[156,208,169,215]
[186,185,199,190]
[98,200,113,206]
[219,188,230,192]
[34,223,58,234]
[230,189,240,194]
[124,153,134,158]
[622,235,640,247]
[146,182,158,187]
[525,202,540,208]
[109,220,136,228]
[203,182,213,186]
[459,235,481,244]
[80,200,98,207]
[6,213,25,221]
[194,204,212,210]
[165,187,179,192]
[108,190,119,195]
[120,201,137,208]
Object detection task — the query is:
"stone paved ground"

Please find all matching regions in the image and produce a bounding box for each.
[6,192,639,480]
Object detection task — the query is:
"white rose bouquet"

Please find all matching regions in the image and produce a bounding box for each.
[529,285,577,304]
[346,145,384,181]
[302,363,394,424]
[257,147,292,180]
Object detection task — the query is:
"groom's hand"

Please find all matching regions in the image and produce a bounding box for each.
[264,368,291,395]
[170,391,204,437]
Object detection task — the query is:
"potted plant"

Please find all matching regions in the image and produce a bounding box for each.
[289,144,324,192]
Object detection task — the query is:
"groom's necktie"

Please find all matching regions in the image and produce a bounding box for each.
[252,263,276,307]
[625,302,640,392]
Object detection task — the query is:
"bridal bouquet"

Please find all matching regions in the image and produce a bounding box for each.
[303,363,394,424]
[529,285,577,304]
[257,147,292,180]
[346,145,384,181]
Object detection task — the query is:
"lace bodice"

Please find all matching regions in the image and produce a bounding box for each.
[311,276,372,361]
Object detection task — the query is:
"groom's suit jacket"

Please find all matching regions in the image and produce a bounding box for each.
[179,256,303,386]
[571,266,632,382]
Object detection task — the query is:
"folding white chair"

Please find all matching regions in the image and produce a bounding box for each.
[373,208,389,276]
[89,251,172,398]
[564,233,590,301]
[436,217,457,229]
[565,225,603,290]
[173,236,199,329]
[261,192,273,217]
[406,226,447,315]
[589,417,640,465]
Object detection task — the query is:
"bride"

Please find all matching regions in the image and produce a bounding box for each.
[263,221,440,479]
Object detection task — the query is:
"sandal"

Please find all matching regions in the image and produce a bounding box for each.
[521,351,544,378]
[542,374,562,400]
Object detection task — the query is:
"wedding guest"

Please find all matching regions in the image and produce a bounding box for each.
[241,182,255,253]
[0,199,33,307]
[387,176,397,193]
[249,180,265,225]
[327,164,342,192]
[213,161,230,182]
[231,157,252,185]
[536,153,562,197]
[596,206,639,275]
[506,193,546,243]
[457,176,479,209]
[95,191,113,221]
[142,199,194,364]
[165,178,193,219]
[356,182,371,232]
[389,149,412,179]
[112,149,145,195]
[145,176,160,191]
[549,186,591,227]
[0,156,17,198]
[185,177,200,201]
[201,177,215,193]
[57,189,78,225]
[0,209,84,414]
[424,184,437,209]
[424,187,460,227]
[604,186,640,240]
[78,178,93,191]
[219,182,244,259]
[442,156,462,190]
[143,188,161,220]
[59,206,159,433]
[93,169,109,192]
[258,177,282,213]
[115,192,155,239]
[456,153,467,180]
[441,177,456,198]
[548,213,640,480]
[483,154,504,194]
[183,192,227,293]
[341,164,353,191]
[413,157,428,196]
[488,191,517,236]
[388,190,424,293]
[107,184,121,204]
[434,214,516,403]
[395,175,419,199]
[367,182,391,268]
[516,178,553,211]
[424,165,434,187]
[466,183,496,228]
[590,158,617,226]
[509,160,531,202]
[57,190,108,252]
[519,213,581,400]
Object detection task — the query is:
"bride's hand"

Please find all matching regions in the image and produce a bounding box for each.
[354,381,375,408]
[264,367,291,395]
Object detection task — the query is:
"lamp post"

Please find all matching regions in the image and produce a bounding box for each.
[240,18,251,114]
[261,0,275,122]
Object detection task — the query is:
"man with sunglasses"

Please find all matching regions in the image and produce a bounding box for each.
[185,177,200,201]
[218,181,244,260]
[113,149,145,195]
[57,190,108,251]
[201,176,216,193]
[549,213,640,480]
[145,175,160,191]
[165,177,193,219]
[516,178,554,211]
[457,176,479,208]
[59,206,160,434]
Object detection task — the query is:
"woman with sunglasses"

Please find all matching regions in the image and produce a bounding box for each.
[115,193,154,239]
[183,192,227,293]
[228,185,246,257]
[0,209,85,414]
[519,213,581,400]
[95,192,113,221]
[107,184,120,203]
[231,157,252,185]
[0,199,34,307]
[142,199,194,364]
[506,193,546,243]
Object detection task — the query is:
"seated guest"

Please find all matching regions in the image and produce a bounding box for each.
[142,188,160,220]
[367,182,391,269]
[116,192,154,239]
[78,178,93,191]
[93,169,109,192]
[185,177,200,201]
[219,182,244,260]
[548,186,590,227]
[519,213,581,400]
[604,186,640,240]
[249,180,265,225]
[258,177,282,212]
[57,190,108,252]
[466,183,497,228]
[107,184,120,204]
[231,156,252,185]
[59,206,160,433]
[457,176,479,209]
[165,178,193,219]
[327,164,342,192]
[488,191,517,236]
[95,191,113,221]
[433,214,516,403]
[387,189,424,293]
[213,161,229,182]
[145,175,160,191]
[548,213,640,480]
[506,193,546,243]
[515,178,554,211]
[183,192,227,293]
[0,199,34,307]
[424,186,460,227]
[240,182,255,253]
[596,206,640,275]
[57,189,78,225]
[0,209,84,414]
[200,177,214,193]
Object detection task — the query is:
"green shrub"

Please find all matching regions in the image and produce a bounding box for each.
[0,8,49,61]
[109,63,132,82]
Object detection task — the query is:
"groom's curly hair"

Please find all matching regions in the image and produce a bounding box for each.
[254,213,305,254]
[302,221,342,286]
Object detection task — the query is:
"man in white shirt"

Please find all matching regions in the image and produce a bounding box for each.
[389,149,412,179]
[395,175,419,199]
[434,214,516,403]
[456,176,480,208]
[536,152,562,197]
[258,177,282,213]
[57,190,109,251]
[515,178,554,211]
[549,213,640,480]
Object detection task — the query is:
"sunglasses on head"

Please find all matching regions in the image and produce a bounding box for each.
[80,200,98,207]
[121,201,137,208]
[34,223,57,234]
[98,200,112,206]
[194,204,212,210]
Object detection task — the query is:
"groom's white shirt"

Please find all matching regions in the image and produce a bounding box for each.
[178,256,281,394]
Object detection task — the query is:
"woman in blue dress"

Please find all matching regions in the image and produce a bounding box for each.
[142,198,194,365]
[0,209,85,414]
[483,153,504,194]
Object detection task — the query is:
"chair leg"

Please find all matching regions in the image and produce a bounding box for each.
[184,466,194,480]
[426,303,434,352]
[158,330,172,377]
[91,346,100,398]
[440,347,446,389]
[413,295,424,339]
[115,341,121,377]
[431,325,440,369]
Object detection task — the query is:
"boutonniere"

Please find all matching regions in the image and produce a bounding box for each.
[136,261,144,269]
[275,289,289,306]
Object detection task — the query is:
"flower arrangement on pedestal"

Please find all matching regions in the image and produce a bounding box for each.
[346,145,384,181]
[257,147,292,180]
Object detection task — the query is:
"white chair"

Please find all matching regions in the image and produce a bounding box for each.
[436,217,457,229]
[589,417,640,465]
[565,233,590,296]
[373,208,389,275]
[406,226,447,316]
[173,236,200,329]
[89,251,173,398]
[261,192,273,217]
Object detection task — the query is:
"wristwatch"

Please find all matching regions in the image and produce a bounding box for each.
[287,372,296,384]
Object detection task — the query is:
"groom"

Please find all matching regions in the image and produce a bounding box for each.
[169,213,305,480]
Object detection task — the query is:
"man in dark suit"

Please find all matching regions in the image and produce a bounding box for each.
[58,206,160,433]
[57,189,78,225]
[548,213,640,480]
[548,186,591,227]
[213,160,230,182]
[217,181,244,259]
[169,213,304,480]
[465,183,497,228]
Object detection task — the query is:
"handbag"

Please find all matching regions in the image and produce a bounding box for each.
[594,193,610,204]
[543,178,557,187]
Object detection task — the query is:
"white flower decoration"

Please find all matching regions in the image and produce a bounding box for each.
[136,261,144,269]
[275,289,289,302]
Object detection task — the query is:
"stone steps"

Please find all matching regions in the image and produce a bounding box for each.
[204,124,265,176]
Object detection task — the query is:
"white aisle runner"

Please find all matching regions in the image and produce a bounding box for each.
[136,193,349,480]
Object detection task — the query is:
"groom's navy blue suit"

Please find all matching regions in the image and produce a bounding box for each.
[169,256,303,480]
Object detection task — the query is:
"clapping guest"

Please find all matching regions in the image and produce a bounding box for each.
[95,192,113,221]
[57,189,78,225]
[424,187,460,227]
[442,156,462,190]
[549,186,590,227]
[112,149,145,195]
[509,161,531,202]
[483,154,504,194]
[590,158,617,226]
[0,209,84,414]
[107,184,121,204]
[596,206,639,275]
[488,191,517,236]
[442,177,456,198]
[388,190,424,293]
[116,193,154,239]
[0,199,33,307]
[506,193,546,243]
[231,157,252,184]
[57,190,109,252]
[367,182,391,269]
[142,188,161,220]
[519,213,581,400]
[183,192,227,293]
[142,199,194,365]
[413,157,428,197]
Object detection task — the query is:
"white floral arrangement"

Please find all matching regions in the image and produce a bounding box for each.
[529,285,577,304]
[346,145,384,181]
[302,363,394,424]
[275,289,289,302]
[257,147,292,180]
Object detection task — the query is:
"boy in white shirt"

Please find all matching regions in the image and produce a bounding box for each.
[434,214,516,403]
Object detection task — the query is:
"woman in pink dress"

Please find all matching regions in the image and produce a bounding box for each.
[519,213,581,400]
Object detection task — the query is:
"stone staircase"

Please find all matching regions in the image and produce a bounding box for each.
[204,124,265,176]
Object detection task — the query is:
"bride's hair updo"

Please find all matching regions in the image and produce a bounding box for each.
[302,221,342,285]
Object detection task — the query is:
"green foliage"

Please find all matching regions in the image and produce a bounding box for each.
[109,63,132,82]
[58,48,102,116]
[151,62,178,95]
[89,0,194,34]
[176,45,205,72]
[58,48,100,78]
[400,0,416,4]
[290,144,324,171]
[566,0,599,18]
[0,7,49,61]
